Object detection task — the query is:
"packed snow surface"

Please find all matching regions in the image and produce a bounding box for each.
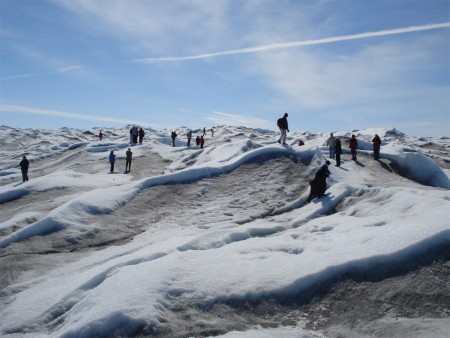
[0,125,449,337]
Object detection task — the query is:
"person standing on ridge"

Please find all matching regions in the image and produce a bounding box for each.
[327,133,336,159]
[139,128,145,144]
[171,131,177,147]
[125,148,133,172]
[200,135,205,149]
[335,138,342,167]
[99,131,103,141]
[372,134,382,160]
[19,155,29,182]
[109,151,116,173]
[187,130,192,147]
[349,135,358,161]
[277,113,289,145]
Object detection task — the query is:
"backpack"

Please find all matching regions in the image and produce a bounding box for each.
[277,118,282,128]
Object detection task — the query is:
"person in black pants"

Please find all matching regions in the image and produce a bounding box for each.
[125,148,132,172]
[20,156,29,182]
[335,138,342,167]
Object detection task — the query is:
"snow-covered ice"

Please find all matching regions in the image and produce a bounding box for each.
[0,125,449,337]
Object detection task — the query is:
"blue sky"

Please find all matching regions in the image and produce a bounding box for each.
[1,0,449,136]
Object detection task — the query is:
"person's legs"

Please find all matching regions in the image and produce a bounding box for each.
[330,146,335,159]
[279,129,287,144]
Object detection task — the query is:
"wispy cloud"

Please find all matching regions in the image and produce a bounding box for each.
[207,111,270,128]
[134,23,450,63]
[0,104,150,126]
[0,65,84,81]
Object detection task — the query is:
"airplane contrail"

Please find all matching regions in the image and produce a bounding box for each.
[135,22,450,63]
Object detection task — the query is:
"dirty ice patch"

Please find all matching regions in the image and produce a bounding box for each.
[0,211,42,230]
[0,169,133,204]
[0,183,140,248]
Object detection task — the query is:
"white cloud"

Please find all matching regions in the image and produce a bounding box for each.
[250,32,450,109]
[54,0,230,54]
[1,65,84,81]
[0,104,150,126]
[207,111,270,129]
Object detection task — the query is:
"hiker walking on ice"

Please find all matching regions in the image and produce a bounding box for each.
[187,130,192,147]
[139,128,145,144]
[171,131,177,147]
[327,133,336,159]
[109,151,116,173]
[19,155,29,182]
[349,135,358,161]
[99,131,103,141]
[372,134,381,160]
[125,148,133,172]
[277,113,289,145]
[335,138,342,167]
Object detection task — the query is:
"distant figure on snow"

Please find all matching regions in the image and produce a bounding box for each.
[109,151,116,173]
[19,155,29,182]
[203,127,206,136]
[99,131,103,141]
[196,135,200,146]
[210,128,214,138]
[200,135,205,149]
[132,126,138,144]
[335,138,342,167]
[327,133,336,159]
[307,161,331,203]
[125,148,133,172]
[171,131,177,147]
[372,134,382,160]
[187,130,192,147]
[139,128,145,144]
[277,113,289,145]
[349,135,358,161]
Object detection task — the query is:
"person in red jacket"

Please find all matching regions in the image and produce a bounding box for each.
[349,135,358,161]
[200,135,205,149]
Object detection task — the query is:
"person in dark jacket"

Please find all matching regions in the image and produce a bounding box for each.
[109,151,116,173]
[138,128,145,144]
[349,135,358,161]
[19,156,29,182]
[99,131,103,141]
[125,148,133,172]
[171,131,177,147]
[335,138,342,167]
[307,161,331,203]
[372,134,382,160]
[277,113,289,144]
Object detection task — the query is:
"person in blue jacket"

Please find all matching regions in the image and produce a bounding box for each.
[109,151,116,173]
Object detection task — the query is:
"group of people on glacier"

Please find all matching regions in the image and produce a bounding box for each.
[18,115,383,206]
[276,113,383,203]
